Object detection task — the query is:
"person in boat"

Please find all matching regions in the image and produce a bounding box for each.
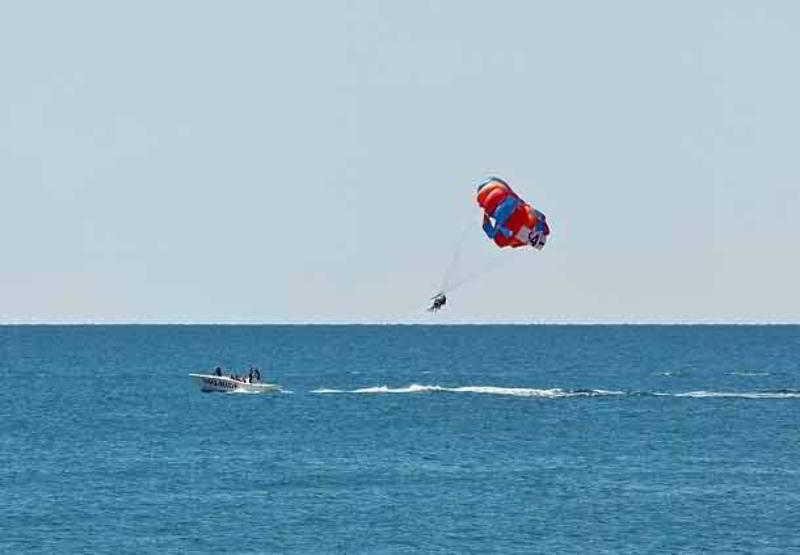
[428,293,447,312]
[214,366,222,377]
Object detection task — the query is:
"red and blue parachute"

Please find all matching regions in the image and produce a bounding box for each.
[427,176,551,313]
[476,177,550,249]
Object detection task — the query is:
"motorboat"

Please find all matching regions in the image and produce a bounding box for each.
[189,373,280,393]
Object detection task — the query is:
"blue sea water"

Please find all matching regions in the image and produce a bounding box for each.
[2,325,799,553]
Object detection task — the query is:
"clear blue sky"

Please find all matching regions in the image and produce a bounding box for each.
[2,1,799,323]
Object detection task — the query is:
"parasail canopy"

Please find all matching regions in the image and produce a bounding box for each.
[476,177,550,250]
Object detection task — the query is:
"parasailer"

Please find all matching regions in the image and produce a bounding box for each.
[427,293,447,312]
[426,176,551,314]
[476,177,550,249]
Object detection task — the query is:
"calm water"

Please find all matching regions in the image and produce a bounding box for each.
[2,325,799,553]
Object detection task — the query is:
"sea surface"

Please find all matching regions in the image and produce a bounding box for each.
[2,325,799,553]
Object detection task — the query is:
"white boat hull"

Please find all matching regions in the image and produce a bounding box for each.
[189,373,280,393]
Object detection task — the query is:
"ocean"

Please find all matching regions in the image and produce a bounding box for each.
[2,325,799,553]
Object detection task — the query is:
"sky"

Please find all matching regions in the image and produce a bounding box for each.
[1,1,799,324]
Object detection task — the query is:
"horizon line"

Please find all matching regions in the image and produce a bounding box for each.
[2,321,799,326]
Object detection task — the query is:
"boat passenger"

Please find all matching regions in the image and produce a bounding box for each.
[214,367,222,377]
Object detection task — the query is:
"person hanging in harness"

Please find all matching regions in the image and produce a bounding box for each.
[428,293,447,312]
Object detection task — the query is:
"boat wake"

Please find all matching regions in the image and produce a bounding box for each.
[226,387,293,395]
[312,384,622,397]
[673,389,800,399]
[311,384,800,400]
[227,389,263,395]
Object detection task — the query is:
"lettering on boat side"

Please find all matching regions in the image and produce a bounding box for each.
[202,378,237,389]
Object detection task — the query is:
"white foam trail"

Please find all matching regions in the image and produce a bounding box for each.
[451,385,562,397]
[227,387,287,395]
[448,386,623,397]
[315,384,624,398]
[353,384,445,394]
[676,390,800,399]
[311,385,800,400]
